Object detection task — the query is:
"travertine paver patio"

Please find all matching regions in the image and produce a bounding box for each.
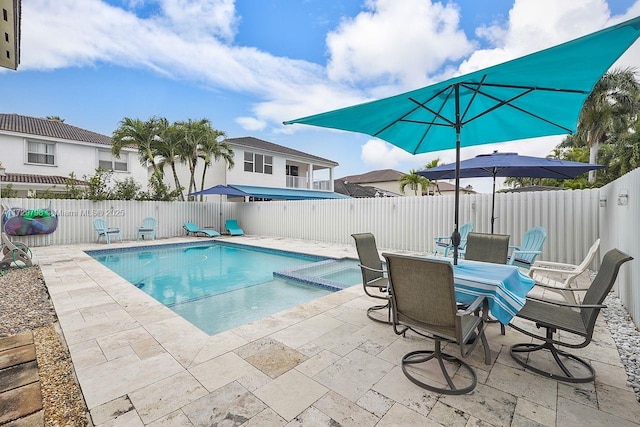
[33,235,640,426]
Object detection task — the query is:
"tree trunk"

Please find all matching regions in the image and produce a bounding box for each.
[199,164,209,202]
[170,162,184,201]
[589,142,599,183]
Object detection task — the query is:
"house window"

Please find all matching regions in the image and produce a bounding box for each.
[244,152,273,175]
[99,150,128,171]
[27,141,55,165]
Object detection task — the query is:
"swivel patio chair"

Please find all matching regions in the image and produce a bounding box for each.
[528,239,600,304]
[382,253,490,394]
[93,217,122,244]
[462,232,511,334]
[434,221,473,257]
[225,219,244,236]
[508,226,546,268]
[509,248,632,383]
[136,217,157,241]
[463,232,510,265]
[183,222,220,238]
[351,233,390,324]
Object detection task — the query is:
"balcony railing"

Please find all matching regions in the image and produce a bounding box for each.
[286,175,308,188]
[312,180,331,191]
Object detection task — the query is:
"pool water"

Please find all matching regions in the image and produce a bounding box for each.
[88,242,360,335]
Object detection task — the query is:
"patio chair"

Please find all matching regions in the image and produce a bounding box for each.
[183,222,220,238]
[508,226,546,268]
[461,232,510,334]
[382,253,490,394]
[434,221,473,257]
[1,232,33,268]
[509,248,632,383]
[351,233,390,324]
[463,232,510,264]
[225,219,244,236]
[136,217,157,241]
[528,239,600,304]
[93,217,122,244]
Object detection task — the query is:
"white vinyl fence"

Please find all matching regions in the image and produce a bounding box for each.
[3,169,638,326]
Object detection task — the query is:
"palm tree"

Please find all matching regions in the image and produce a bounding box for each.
[177,119,225,198]
[112,117,164,179]
[46,116,65,122]
[399,169,429,196]
[198,134,234,201]
[155,119,187,201]
[423,158,442,195]
[575,68,640,182]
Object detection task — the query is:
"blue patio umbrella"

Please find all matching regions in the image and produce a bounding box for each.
[188,185,249,231]
[418,151,606,233]
[284,16,640,263]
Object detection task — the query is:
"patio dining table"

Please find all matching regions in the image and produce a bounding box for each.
[427,256,536,325]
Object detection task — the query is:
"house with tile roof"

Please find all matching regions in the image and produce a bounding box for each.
[166,136,345,200]
[339,169,475,197]
[338,169,423,197]
[0,114,147,197]
[0,114,345,201]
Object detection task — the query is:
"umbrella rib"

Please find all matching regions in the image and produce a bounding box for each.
[374,86,454,139]
[459,75,488,122]
[461,85,575,134]
[462,81,588,95]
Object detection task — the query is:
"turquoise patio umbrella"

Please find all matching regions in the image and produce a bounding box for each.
[284,16,640,263]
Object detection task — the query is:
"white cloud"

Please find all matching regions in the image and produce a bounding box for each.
[18,0,640,158]
[360,138,432,170]
[236,116,266,131]
[459,0,614,74]
[326,0,475,89]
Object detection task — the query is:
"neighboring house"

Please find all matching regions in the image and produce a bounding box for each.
[334,179,401,198]
[422,180,475,196]
[0,114,147,197]
[339,169,421,196]
[0,0,21,71]
[167,136,347,200]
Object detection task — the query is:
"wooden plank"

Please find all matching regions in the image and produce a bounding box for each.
[0,346,36,370]
[0,382,43,424]
[0,361,38,393]
[0,332,33,352]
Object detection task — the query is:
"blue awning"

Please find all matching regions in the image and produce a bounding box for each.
[229,185,350,200]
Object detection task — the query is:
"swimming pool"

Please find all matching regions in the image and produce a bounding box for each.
[87,242,361,335]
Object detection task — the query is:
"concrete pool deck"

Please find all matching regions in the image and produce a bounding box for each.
[34,235,640,426]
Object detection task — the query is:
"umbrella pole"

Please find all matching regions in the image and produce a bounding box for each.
[452,84,461,265]
[491,173,497,234]
[219,195,222,232]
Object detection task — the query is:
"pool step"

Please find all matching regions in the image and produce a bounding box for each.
[274,259,360,291]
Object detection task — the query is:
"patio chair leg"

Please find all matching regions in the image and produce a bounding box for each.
[367,302,392,325]
[401,341,478,395]
[509,340,595,383]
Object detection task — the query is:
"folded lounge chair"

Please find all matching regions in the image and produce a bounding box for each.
[1,232,33,268]
[183,222,220,238]
[225,219,244,236]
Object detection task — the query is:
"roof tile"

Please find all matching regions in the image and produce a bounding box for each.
[0,113,112,145]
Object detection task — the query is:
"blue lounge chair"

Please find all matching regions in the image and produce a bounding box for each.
[94,217,122,244]
[508,226,547,268]
[183,222,220,238]
[137,217,157,240]
[225,219,244,236]
[434,221,473,257]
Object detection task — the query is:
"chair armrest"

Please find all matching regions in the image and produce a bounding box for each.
[509,249,542,261]
[358,264,386,275]
[532,282,587,291]
[526,295,605,309]
[434,236,452,244]
[531,260,578,271]
[529,264,579,275]
[508,245,521,250]
[457,296,485,316]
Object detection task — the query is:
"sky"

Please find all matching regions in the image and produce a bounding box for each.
[4,0,640,193]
